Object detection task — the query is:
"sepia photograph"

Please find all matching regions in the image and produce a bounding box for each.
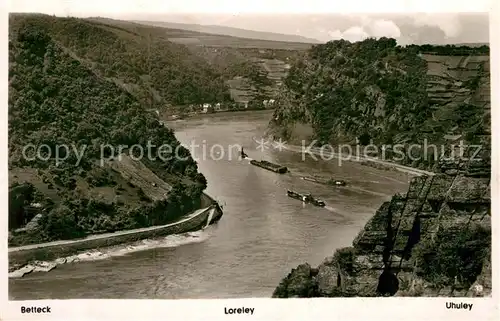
[1,0,498,320]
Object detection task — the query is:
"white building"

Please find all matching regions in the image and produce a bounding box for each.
[202,103,213,113]
[263,99,276,108]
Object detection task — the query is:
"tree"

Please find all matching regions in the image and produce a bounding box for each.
[358,133,371,146]
[43,205,84,240]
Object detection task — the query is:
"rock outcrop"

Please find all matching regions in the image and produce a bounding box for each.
[268,40,490,173]
[273,157,491,297]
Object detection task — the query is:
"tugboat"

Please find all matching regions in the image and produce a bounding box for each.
[301,176,346,187]
[250,160,288,174]
[240,147,248,159]
[330,179,346,186]
[287,190,326,207]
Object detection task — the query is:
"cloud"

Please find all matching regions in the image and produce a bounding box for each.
[326,18,400,42]
[368,19,401,38]
[327,29,343,40]
[412,14,461,38]
[343,26,370,41]
[327,26,369,42]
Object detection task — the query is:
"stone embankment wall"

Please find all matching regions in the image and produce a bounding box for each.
[273,156,491,298]
[9,199,223,268]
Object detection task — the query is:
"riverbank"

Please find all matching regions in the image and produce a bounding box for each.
[165,108,274,121]
[273,157,491,297]
[281,144,434,177]
[9,201,223,277]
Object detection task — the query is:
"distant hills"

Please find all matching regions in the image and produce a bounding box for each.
[454,43,490,47]
[84,17,314,50]
[132,20,322,44]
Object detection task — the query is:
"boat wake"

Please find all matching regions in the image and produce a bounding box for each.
[323,206,337,212]
[204,208,215,229]
[9,230,211,278]
[107,230,210,257]
[323,206,350,218]
[346,185,390,198]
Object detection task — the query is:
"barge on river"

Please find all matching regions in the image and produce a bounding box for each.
[287,190,326,207]
[301,176,346,186]
[250,160,288,174]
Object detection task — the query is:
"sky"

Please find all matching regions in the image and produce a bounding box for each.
[8,0,493,14]
[7,0,493,44]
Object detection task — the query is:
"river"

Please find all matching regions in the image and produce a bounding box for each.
[9,110,410,299]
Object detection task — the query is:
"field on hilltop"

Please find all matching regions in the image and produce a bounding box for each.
[87,17,314,51]
[130,19,318,49]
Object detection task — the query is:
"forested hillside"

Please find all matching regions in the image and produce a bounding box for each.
[9,14,303,112]
[269,38,490,171]
[9,14,232,107]
[8,18,207,245]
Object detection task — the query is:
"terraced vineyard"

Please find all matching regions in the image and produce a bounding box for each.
[420,53,491,143]
[192,46,301,107]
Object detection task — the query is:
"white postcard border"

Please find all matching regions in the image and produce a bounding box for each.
[1,1,498,320]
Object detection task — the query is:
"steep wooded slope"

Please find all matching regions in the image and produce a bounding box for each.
[8,19,207,245]
[269,38,490,171]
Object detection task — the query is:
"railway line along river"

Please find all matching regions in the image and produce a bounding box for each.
[9,110,411,299]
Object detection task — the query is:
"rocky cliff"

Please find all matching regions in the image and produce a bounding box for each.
[268,39,490,171]
[272,39,491,298]
[273,155,491,297]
